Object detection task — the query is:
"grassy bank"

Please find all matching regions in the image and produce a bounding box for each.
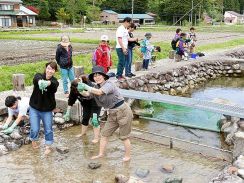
[0,38,244,92]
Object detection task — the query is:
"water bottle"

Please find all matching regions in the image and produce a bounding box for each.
[92,113,99,128]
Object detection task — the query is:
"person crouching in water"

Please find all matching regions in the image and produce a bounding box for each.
[3,96,30,134]
[63,75,101,143]
[29,61,59,155]
[78,66,133,161]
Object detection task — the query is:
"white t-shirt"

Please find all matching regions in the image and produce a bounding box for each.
[116,24,129,49]
[8,97,30,117]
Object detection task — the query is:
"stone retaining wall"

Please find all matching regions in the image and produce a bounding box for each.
[116,60,244,96]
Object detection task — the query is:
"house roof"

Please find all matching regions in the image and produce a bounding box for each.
[0,5,37,15]
[20,5,37,15]
[103,10,118,14]
[225,11,244,17]
[118,14,154,19]
[0,0,22,3]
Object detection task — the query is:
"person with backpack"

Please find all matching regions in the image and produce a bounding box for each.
[175,33,189,61]
[55,35,75,98]
[171,28,182,50]
[125,23,140,78]
[92,35,112,73]
[141,32,154,70]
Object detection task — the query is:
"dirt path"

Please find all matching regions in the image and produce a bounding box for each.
[0,30,243,66]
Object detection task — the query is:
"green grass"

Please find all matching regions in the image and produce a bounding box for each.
[0,28,85,34]
[0,38,244,92]
[0,35,108,45]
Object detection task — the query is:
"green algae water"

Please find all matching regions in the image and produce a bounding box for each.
[152,77,244,131]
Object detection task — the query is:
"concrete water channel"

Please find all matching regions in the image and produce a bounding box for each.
[0,48,244,182]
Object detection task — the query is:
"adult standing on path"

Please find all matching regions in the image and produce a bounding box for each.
[29,61,59,155]
[125,23,140,78]
[116,17,137,80]
[78,66,133,161]
[56,35,75,98]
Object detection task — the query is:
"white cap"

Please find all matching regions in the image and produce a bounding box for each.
[100,35,109,41]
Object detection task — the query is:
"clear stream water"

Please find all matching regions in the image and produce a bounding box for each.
[153,77,244,131]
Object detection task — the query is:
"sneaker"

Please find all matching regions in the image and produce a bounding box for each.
[130,73,136,76]
[125,74,132,78]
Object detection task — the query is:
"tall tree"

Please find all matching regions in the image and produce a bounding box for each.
[240,0,244,13]
[38,0,51,21]
[224,0,240,12]
[56,8,70,24]
[48,0,66,21]
[65,0,86,25]
[86,5,101,22]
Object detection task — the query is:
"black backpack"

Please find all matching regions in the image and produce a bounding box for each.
[171,38,180,50]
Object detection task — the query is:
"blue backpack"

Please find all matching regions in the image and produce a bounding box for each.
[140,39,147,53]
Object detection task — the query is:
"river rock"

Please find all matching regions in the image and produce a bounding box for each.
[237,169,244,179]
[164,177,183,183]
[227,166,238,174]
[24,136,31,145]
[0,136,4,143]
[238,120,244,130]
[115,174,129,183]
[5,141,21,151]
[88,162,102,169]
[161,164,175,173]
[55,113,63,117]
[135,168,150,178]
[221,122,232,131]
[56,146,69,154]
[2,134,11,140]
[234,155,244,169]
[232,64,240,70]
[10,131,22,140]
[0,144,8,155]
[54,117,65,125]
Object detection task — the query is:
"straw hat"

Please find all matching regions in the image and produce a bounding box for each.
[60,35,70,47]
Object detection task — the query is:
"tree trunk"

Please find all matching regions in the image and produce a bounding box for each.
[12,74,25,91]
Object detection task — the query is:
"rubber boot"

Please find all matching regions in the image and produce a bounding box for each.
[92,126,100,144]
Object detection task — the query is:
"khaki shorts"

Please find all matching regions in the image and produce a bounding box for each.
[101,103,133,140]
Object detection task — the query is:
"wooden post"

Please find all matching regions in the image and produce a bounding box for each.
[134,61,143,71]
[169,50,175,59]
[73,66,84,78]
[12,74,25,91]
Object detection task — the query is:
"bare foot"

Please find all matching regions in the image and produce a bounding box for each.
[91,154,103,160]
[44,147,52,155]
[65,93,69,98]
[32,141,39,149]
[76,133,86,138]
[91,138,99,144]
[123,156,131,162]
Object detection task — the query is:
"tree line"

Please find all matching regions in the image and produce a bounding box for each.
[22,0,244,24]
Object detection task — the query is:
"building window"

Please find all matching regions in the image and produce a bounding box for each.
[1,18,11,27]
[0,4,14,10]
[29,17,33,24]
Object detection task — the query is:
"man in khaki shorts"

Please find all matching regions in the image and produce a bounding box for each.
[78,66,133,161]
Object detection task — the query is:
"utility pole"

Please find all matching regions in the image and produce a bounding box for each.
[191,0,193,26]
[132,0,134,21]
